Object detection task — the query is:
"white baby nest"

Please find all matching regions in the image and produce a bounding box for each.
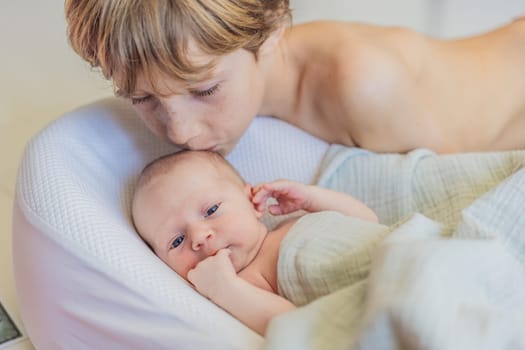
[12,98,329,349]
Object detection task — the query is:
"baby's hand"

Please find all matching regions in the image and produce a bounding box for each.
[187,248,237,301]
[252,180,311,215]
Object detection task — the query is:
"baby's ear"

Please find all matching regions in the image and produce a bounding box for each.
[244,184,264,218]
[243,183,253,198]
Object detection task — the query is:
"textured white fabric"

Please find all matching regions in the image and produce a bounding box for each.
[265,145,525,350]
[318,144,525,232]
[12,97,329,350]
[266,214,525,350]
[277,211,388,306]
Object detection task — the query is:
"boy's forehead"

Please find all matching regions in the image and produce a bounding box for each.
[127,64,219,98]
[114,40,220,97]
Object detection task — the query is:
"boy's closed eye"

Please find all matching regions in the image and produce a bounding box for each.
[191,83,221,98]
[130,95,153,105]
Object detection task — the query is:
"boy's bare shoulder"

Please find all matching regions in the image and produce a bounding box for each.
[291,21,430,113]
[328,23,436,151]
[284,21,444,152]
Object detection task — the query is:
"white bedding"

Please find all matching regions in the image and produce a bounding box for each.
[13,98,525,349]
[13,98,329,349]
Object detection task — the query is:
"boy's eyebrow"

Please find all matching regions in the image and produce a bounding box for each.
[113,66,223,99]
[114,89,151,98]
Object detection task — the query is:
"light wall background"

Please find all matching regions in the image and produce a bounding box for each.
[291,0,524,37]
[0,1,523,349]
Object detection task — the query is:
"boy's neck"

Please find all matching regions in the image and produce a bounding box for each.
[258,33,302,122]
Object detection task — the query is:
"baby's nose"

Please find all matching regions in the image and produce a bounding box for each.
[191,229,215,253]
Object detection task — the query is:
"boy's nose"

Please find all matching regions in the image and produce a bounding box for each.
[166,120,200,148]
[159,98,201,147]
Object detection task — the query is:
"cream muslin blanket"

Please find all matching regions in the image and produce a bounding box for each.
[277,211,389,306]
[265,146,525,350]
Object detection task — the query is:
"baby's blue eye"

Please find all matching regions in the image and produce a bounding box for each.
[205,203,220,217]
[170,235,185,249]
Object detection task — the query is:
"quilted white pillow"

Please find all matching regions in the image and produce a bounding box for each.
[12,98,328,349]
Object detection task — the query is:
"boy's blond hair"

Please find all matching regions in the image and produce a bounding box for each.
[65,0,291,97]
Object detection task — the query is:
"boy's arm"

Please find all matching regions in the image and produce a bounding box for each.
[252,180,378,222]
[188,249,295,336]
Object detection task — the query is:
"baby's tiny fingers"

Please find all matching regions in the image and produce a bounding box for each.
[217,247,231,257]
[268,205,283,215]
[187,269,196,285]
[253,190,270,206]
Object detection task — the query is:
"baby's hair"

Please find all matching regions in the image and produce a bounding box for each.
[135,150,245,195]
[65,0,291,97]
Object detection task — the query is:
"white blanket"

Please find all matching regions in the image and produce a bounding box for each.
[265,145,525,350]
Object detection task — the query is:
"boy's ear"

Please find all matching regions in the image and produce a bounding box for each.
[258,23,286,56]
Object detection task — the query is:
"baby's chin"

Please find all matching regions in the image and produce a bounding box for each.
[233,250,260,275]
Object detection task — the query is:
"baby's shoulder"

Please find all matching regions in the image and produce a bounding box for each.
[273,216,301,236]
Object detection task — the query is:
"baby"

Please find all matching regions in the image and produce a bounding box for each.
[131,150,378,335]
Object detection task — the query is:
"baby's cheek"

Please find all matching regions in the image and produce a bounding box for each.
[181,256,204,282]
[163,254,189,281]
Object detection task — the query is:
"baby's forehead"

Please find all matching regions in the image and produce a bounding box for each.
[136,151,242,198]
[172,152,221,170]
[171,153,244,185]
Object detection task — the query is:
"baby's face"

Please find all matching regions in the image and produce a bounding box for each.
[133,158,267,280]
